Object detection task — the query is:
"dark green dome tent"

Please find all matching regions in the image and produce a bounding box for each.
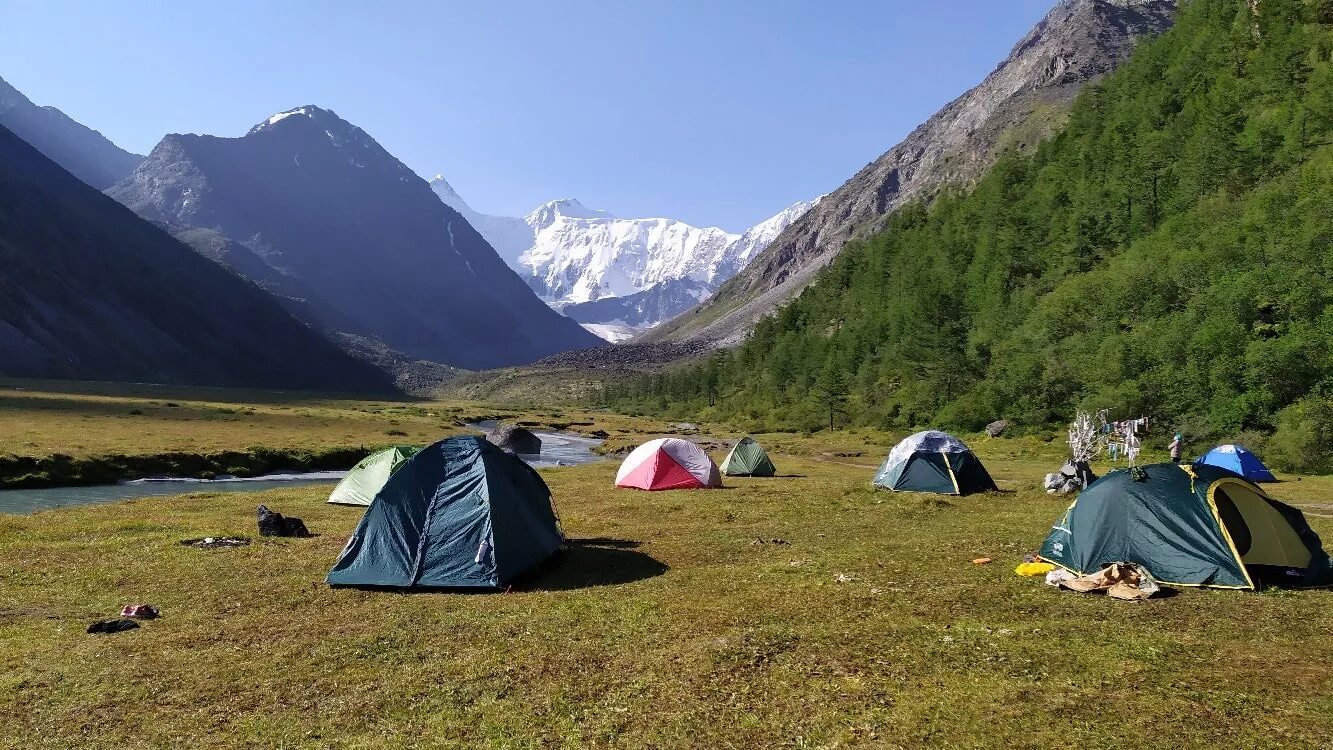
[327,445,419,506]
[1039,463,1331,589]
[327,435,562,589]
[720,437,776,477]
[873,430,997,495]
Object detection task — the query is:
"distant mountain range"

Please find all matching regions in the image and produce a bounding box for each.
[0,75,143,190]
[431,177,818,340]
[0,121,392,391]
[0,0,1179,390]
[643,0,1178,348]
[107,106,601,370]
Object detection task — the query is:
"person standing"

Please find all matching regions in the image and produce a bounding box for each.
[1168,432,1182,463]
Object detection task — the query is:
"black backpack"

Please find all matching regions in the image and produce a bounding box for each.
[257,505,311,537]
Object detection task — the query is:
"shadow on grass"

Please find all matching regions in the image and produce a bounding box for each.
[327,539,667,594]
[517,541,668,591]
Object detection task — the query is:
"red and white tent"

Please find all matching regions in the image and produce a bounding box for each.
[615,438,722,491]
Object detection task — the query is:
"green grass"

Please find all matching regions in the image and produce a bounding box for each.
[2,434,1331,748]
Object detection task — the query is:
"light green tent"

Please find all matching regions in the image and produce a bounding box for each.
[328,446,419,506]
[720,436,776,477]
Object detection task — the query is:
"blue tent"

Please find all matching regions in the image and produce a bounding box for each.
[1195,444,1277,483]
[873,430,997,495]
[327,435,563,589]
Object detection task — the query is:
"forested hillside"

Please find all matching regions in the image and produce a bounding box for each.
[605,0,1333,459]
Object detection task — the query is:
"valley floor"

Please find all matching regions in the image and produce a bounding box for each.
[1,384,1331,748]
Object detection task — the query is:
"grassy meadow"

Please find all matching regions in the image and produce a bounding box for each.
[1,383,1332,748]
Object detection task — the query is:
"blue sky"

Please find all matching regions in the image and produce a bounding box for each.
[1,0,1053,231]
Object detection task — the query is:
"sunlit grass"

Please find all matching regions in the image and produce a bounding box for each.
[2,425,1331,747]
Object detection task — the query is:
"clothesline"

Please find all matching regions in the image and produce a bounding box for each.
[1100,416,1149,434]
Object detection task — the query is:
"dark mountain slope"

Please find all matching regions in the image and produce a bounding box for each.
[644,0,1177,348]
[0,122,394,393]
[108,106,601,369]
[0,75,143,190]
[168,225,358,331]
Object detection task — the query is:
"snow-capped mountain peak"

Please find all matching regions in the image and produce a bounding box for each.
[525,197,614,227]
[265,107,311,126]
[429,176,821,340]
[249,105,331,134]
[246,105,368,145]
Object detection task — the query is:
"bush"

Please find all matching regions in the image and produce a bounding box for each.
[1266,396,1333,474]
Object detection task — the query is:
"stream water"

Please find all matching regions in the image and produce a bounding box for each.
[0,423,603,514]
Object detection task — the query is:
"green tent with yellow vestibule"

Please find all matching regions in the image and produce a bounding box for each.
[720,436,776,477]
[1039,462,1331,589]
[328,445,420,506]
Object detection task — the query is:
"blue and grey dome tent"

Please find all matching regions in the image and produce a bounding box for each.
[1195,444,1277,483]
[327,435,562,589]
[873,430,997,495]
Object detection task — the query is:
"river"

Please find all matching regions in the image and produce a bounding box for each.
[0,423,604,514]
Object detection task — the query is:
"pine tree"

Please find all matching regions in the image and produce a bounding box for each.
[815,355,848,431]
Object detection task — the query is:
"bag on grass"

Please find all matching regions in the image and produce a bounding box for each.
[257,505,311,538]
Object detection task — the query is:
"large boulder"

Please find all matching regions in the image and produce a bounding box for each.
[985,420,1010,437]
[486,424,542,455]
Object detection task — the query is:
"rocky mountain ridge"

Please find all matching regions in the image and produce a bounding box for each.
[643,0,1178,348]
[0,75,143,190]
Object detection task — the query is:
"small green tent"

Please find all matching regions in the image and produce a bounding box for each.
[1040,463,1331,589]
[327,445,419,506]
[720,437,776,477]
[328,436,562,589]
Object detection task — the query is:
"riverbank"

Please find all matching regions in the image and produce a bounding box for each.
[0,380,647,489]
[0,446,370,490]
[1,425,606,512]
[0,471,347,514]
